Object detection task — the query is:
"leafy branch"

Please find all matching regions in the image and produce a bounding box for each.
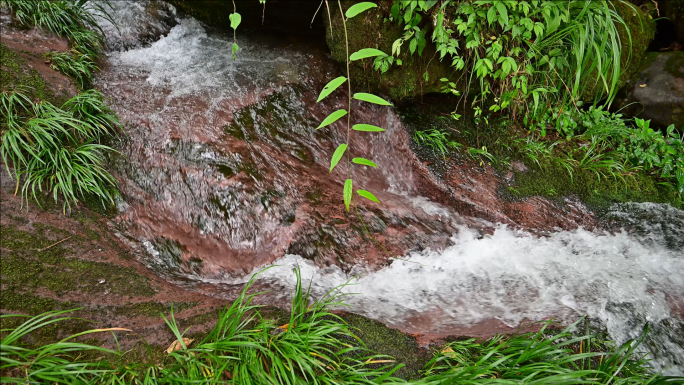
[318,1,393,212]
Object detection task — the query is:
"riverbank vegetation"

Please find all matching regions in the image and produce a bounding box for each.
[1,0,120,212]
[4,0,112,88]
[378,0,683,203]
[1,269,679,384]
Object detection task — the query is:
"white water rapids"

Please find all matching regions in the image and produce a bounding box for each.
[93,1,684,376]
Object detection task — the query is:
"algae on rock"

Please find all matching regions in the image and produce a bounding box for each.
[0,43,75,106]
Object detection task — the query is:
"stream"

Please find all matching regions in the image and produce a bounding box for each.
[93,1,683,376]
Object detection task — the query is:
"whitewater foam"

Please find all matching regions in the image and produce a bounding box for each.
[227,203,684,375]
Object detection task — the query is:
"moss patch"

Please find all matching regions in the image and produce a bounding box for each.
[0,224,156,298]
[325,1,453,100]
[663,51,684,78]
[512,160,681,208]
[342,313,432,380]
[400,98,682,210]
[0,43,69,105]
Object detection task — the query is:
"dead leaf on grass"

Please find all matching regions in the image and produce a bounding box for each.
[167,338,193,353]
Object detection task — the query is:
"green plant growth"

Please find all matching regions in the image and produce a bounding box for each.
[391,0,633,117]
[0,88,121,212]
[524,105,684,193]
[317,1,394,212]
[44,49,98,89]
[229,0,241,60]
[1,269,680,383]
[0,268,404,384]
[420,319,673,384]
[4,0,115,89]
[413,128,461,159]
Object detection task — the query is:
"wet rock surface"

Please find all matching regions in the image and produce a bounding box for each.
[615,51,684,128]
[95,0,178,51]
[0,167,224,351]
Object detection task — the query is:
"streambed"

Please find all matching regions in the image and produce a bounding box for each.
[93,1,684,375]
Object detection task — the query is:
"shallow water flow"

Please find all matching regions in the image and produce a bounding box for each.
[95,2,684,375]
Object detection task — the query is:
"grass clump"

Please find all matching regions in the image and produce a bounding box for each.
[1,269,403,384]
[420,320,677,384]
[4,0,114,89]
[1,88,121,212]
[1,269,679,384]
[413,128,462,159]
[519,106,684,197]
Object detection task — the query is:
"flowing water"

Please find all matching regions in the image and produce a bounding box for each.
[94,2,684,376]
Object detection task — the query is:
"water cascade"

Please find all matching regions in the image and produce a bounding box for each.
[93,1,684,375]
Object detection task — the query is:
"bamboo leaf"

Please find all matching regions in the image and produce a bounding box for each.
[352,124,385,132]
[344,179,352,211]
[317,77,347,103]
[345,2,377,18]
[231,43,239,60]
[357,189,379,203]
[317,109,347,129]
[350,48,386,61]
[353,93,393,106]
[330,144,347,173]
[352,157,378,167]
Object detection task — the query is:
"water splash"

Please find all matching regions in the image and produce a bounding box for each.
[233,203,684,375]
[91,0,177,51]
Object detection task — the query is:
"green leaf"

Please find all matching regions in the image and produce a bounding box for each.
[231,43,239,60]
[357,189,379,203]
[495,2,508,25]
[229,13,241,30]
[353,93,393,106]
[350,48,386,61]
[317,109,347,129]
[344,179,353,211]
[345,2,377,18]
[330,144,347,173]
[352,157,378,167]
[317,77,347,103]
[487,6,497,25]
[352,124,385,132]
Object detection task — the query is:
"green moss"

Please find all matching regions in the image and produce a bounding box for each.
[513,161,682,209]
[663,51,684,78]
[0,225,156,297]
[0,43,69,106]
[400,101,683,210]
[341,313,431,380]
[101,301,198,319]
[0,289,71,315]
[613,1,656,86]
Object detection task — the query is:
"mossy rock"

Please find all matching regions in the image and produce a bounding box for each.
[616,51,684,129]
[325,1,454,100]
[0,43,74,106]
